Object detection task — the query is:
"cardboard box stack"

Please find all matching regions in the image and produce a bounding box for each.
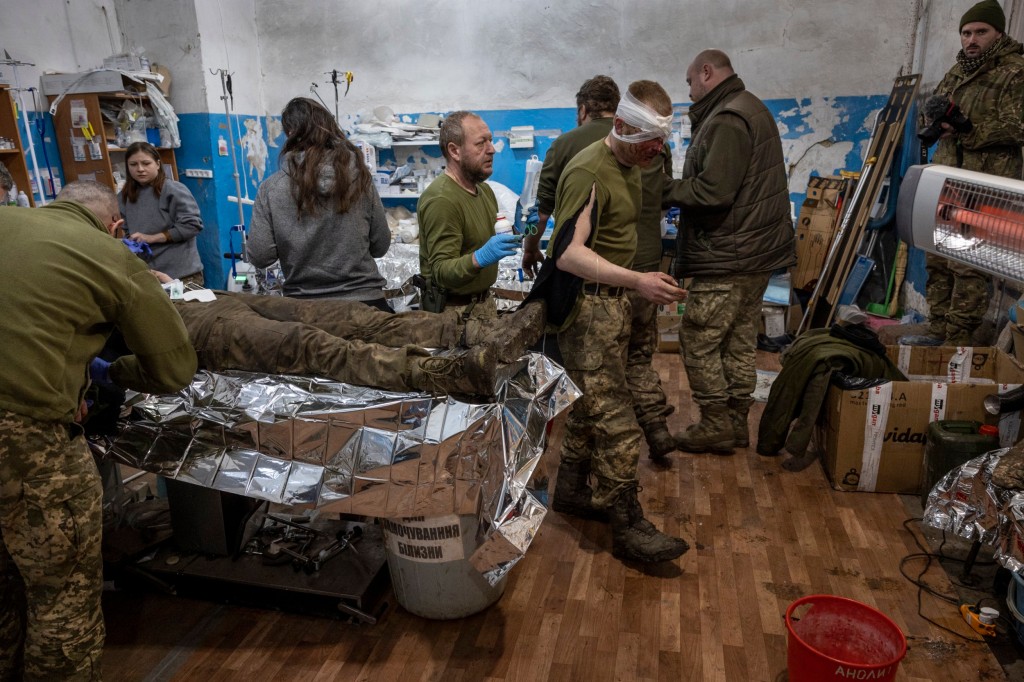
[822,345,1024,494]
[657,302,684,353]
[792,176,844,291]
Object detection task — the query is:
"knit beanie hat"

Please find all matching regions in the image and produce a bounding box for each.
[960,0,1006,32]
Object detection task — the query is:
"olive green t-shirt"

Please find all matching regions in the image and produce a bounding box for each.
[537,117,669,270]
[417,173,499,295]
[537,117,614,217]
[549,140,641,270]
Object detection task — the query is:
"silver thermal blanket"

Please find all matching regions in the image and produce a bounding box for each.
[923,448,1024,573]
[99,353,579,582]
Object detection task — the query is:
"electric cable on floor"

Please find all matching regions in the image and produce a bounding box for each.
[898,517,1005,643]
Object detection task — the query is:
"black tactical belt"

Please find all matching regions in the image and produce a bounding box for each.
[582,283,625,298]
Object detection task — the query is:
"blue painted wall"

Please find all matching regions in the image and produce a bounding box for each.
[20,94,915,297]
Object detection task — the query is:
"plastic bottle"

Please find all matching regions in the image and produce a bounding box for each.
[218,136,228,156]
[494,213,513,235]
[16,191,30,208]
[7,183,17,206]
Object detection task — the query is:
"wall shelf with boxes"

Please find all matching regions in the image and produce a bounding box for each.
[357,139,442,202]
[0,85,36,206]
[48,90,177,193]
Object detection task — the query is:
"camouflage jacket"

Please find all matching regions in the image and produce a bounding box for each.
[933,36,1024,179]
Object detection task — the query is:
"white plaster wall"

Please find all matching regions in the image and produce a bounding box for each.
[194,0,262,116]
[254,0,923,115]
[113,0,206,114]
[0,0,120,98]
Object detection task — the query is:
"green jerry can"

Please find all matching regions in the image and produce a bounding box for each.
[920,420,1000,506]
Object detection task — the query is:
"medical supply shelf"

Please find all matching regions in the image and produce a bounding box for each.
[48,90,178,192]
[0,85,36,206]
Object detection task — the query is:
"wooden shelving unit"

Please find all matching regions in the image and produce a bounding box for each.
[48,90,177,192]
[0,85,36,206]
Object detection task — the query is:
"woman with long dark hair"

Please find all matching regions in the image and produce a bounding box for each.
[119,141,205,285]
[247,97,391,310]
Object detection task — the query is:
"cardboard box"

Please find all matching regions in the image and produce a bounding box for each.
[40,71,127,96]
[792,176,844,290]
[657,302,684,353]
[822,346,1024,494]
[1013,324,1024,365]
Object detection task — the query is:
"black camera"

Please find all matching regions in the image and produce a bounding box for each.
[918,95,973,147]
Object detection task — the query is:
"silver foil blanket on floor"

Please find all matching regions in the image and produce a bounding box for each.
[96,353,579,583]
[922,448,1024,573]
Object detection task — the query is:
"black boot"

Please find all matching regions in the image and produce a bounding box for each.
[407,346,497,397]
[610,486,689,563]
[552,460,607,521]
[645,422,680,460]
[727,397,753,448]
[676,402,735,455]
[463,301,547,363]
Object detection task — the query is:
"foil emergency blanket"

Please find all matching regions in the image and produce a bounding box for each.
[923,448,1024,573]
[100,353,579,582]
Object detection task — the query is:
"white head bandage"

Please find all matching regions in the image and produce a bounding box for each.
[612,90,672,143]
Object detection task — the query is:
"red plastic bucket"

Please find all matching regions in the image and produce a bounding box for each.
[786,595,907,682]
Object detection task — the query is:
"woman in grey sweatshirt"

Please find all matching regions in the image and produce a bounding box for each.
[248,97,391,310]
[119,142,205,284]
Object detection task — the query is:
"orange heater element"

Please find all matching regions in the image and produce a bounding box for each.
[938,202,1024,251]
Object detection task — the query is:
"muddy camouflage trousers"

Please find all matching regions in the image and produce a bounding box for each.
[925,253,989,344]
[557,294,643,507]
[174,293,467,392]
[679,272,771,405]
[0,410,104,681]
[625,288,672,433]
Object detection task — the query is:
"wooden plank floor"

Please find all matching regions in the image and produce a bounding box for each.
[102,352,1011,681]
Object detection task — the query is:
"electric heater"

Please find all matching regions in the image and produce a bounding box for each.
[897,164,1024,282]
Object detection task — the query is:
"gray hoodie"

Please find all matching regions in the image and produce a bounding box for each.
[248,151,390,299]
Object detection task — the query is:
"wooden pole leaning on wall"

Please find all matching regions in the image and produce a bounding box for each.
[798,74,920,334]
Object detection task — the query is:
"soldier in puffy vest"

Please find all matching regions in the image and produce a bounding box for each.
[663,49,796,456]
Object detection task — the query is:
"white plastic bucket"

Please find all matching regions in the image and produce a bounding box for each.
[381,514,507,619]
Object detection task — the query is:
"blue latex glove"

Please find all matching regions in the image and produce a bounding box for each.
[665,206,681,223]
[513,201,540,235]
[89,357,112,385]
[474,233,521,268]
[122,237,154,262]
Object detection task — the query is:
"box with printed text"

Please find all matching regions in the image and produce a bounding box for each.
[821,346,1024,494]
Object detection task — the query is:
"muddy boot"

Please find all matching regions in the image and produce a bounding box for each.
[645,422,679,460]
[464,301,546,363]
[676,402,735,455]
[610,486,689,563]
[727,397,753,448]
[552,460,608,521]
[407,346,496,397]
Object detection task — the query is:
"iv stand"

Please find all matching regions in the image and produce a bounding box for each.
[211,68,249,286]
[1,53,47,205]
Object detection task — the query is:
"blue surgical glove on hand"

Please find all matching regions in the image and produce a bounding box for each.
[513,201,541,234]
[122,237,154,261]
[666,206,681,223]
[474,233,521,268]
[89,357,112,386]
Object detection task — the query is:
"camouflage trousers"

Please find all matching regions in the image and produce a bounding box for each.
[0,410,104,682]
[679,272,771,405]
[625,288,672,434]
[174,293,466,393]
[557,294,642,507]
[925,253,990,344]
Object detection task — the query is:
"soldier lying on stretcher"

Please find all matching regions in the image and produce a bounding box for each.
[170,290,546,398]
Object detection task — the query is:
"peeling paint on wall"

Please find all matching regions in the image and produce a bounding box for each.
[241,117,268,183]
[776,96,884,194]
